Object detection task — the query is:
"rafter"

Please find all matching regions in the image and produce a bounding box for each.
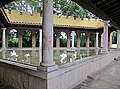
[108,10,120,17]
[98,0,116,8]
[102,2,120,11]
[0,0,15,7]
[105,6,120,14]
[72,0,119,29]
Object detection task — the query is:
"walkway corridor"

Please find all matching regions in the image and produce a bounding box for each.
[73,59,120,89]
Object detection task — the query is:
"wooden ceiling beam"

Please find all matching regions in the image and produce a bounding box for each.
[108,10,120,17]
[72,0,120,29]
[0,0,15,7]
[102,3,120,12]
[0,20,4,27]
[91,0,102,4]
[73,0,108,19]
[111,16,120,19]
[105,6,120,14]
[98,0,116,8]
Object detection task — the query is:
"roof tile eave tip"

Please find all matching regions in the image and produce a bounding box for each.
[9,21,41,26]
[54,24,103,29]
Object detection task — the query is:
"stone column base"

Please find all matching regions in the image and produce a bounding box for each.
[101,49,109,54]
[38,65,58,72]
[0,47,6,52]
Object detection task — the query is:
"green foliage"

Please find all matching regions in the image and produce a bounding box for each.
[36,31,39,47]
[5,0,97,18]
[22,31,32,47]
[5,0,43,13]
[74,36,77,47]
[90,33,95,47]
[8,38,18,47]
[80,33,86,47]
[53,0,96,18]
[112,32,117,44]
[60,38,67,47]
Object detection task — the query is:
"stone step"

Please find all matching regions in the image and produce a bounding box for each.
[0,81,16,89]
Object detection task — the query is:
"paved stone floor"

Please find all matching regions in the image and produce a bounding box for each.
[0,81,16,89]
[73,60,120,89]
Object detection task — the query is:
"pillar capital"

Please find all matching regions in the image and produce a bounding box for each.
[31,30,36,33]
[76,32,81,36]
[86,32,90,37]
[103,20,110,25]
[66,31,71,36]
[17,30,22,34]
[39,29,42,31]
[96,32,99,35]
[117,30,120,34]
[2,28,6,30]
[55,31,61,36]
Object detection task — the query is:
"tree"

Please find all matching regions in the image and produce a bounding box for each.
[5,0,97,18]
[5,0,43,13]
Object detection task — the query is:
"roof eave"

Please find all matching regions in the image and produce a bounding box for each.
[72,0,119,29]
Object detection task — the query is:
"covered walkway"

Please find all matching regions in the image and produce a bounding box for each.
[0,0,120,89]
[73,58,120,89]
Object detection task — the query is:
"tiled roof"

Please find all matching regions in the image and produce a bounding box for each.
[2,9,104,29]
